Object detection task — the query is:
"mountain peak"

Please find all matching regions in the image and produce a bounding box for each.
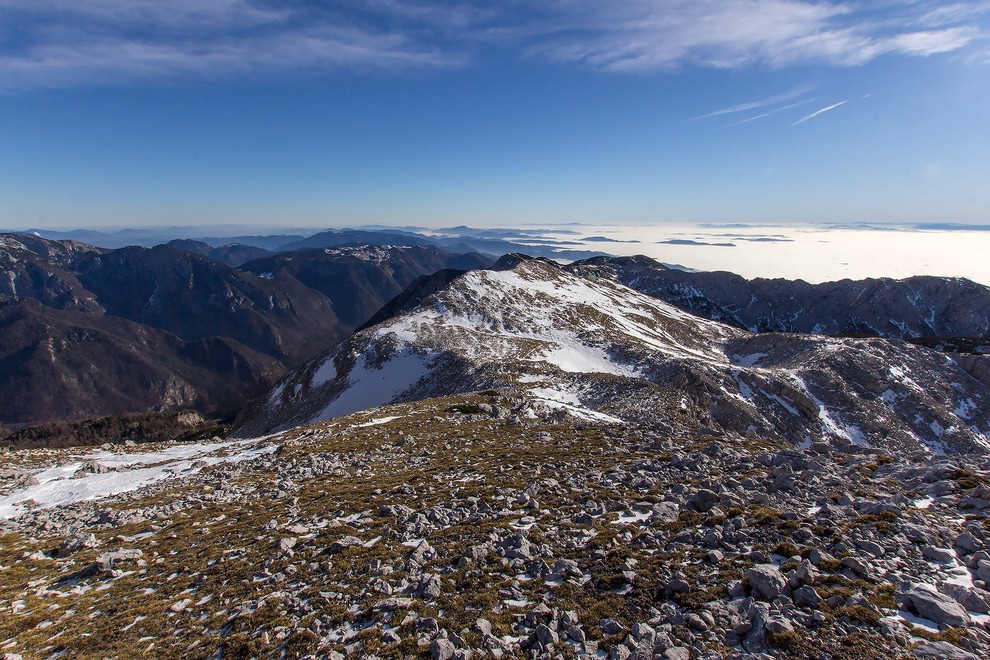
[235,260,990,458]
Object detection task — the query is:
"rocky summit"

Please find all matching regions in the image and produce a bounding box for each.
[2,254,990,659]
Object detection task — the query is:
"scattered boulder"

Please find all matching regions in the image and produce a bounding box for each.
[747,565,787,601]
[908,585,970,627]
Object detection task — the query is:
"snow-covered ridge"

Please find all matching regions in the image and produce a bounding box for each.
[236,257,990,456]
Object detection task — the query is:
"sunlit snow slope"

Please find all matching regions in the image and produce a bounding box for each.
[235,256,990,455]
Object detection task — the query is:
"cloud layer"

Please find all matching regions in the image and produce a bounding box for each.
[0,1,986,89]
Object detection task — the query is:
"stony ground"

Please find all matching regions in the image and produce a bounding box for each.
[2,391,990,659]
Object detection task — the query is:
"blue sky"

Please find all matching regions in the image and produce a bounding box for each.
[0,0,988,229]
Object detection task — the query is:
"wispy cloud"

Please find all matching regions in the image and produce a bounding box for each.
[692,85,815,120]
[0,1,467,90]
[725,98,821,126]
[514,0,989,71]
[0,1,987,90]
[792,100,848,125]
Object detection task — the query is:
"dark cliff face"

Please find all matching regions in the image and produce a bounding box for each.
[0,298,284,425]
[239,245,492,331]
[570,255,990,341]
[71,245,339,365]
[0,234,491,428]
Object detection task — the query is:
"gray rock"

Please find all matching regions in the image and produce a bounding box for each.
[855,539,885,557]
[600,618,624,635]
[57,532,98,557]
[328,535,362,554]
[630,622,654,640]
[923,546,956,564]
[957,532,982,553]
[766,616,794,634]
[705,549,724,563]
[96,548,142,570]
[913,641,980,660]
[418,617,440,632]
[609,645,632,660]
[841,555,872,577]
[689,489,719,512]
[747,564,787,600]
[409,539,436,564]
[534,623,558,647]
[909,586,970,627]
[791,558,816,587]
[430,638,455,660]
[501,534,534,560]
[551,559,583,577]
[473,618,493,636]
[653,501,680,522]
[938,582,990,614]
[417,574,442,599]
[771,472,796,491]
[793,585,822,607]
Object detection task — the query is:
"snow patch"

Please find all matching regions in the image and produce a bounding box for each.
[613,510,651,525]
[955,397,977,420]
[528,387,624,424]
[537,344,640,377]
[897,610,939,632]
[314,349,431,423]
[0,439,275,519]
[311,358,338,387]
[355,416,401,428]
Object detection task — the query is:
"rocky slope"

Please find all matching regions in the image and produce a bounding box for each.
[0,234,489,428]
[2,394,990,658]
[236,256,990,457]
[571,255,990,342]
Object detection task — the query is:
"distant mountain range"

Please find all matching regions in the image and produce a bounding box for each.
[4,230,990,440]
[0,233,489,427]
[14,226,609,262]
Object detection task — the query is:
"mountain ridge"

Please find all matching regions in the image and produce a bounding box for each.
[571,255,990,342]
[235,256,990,457]
[0,234,492,427]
